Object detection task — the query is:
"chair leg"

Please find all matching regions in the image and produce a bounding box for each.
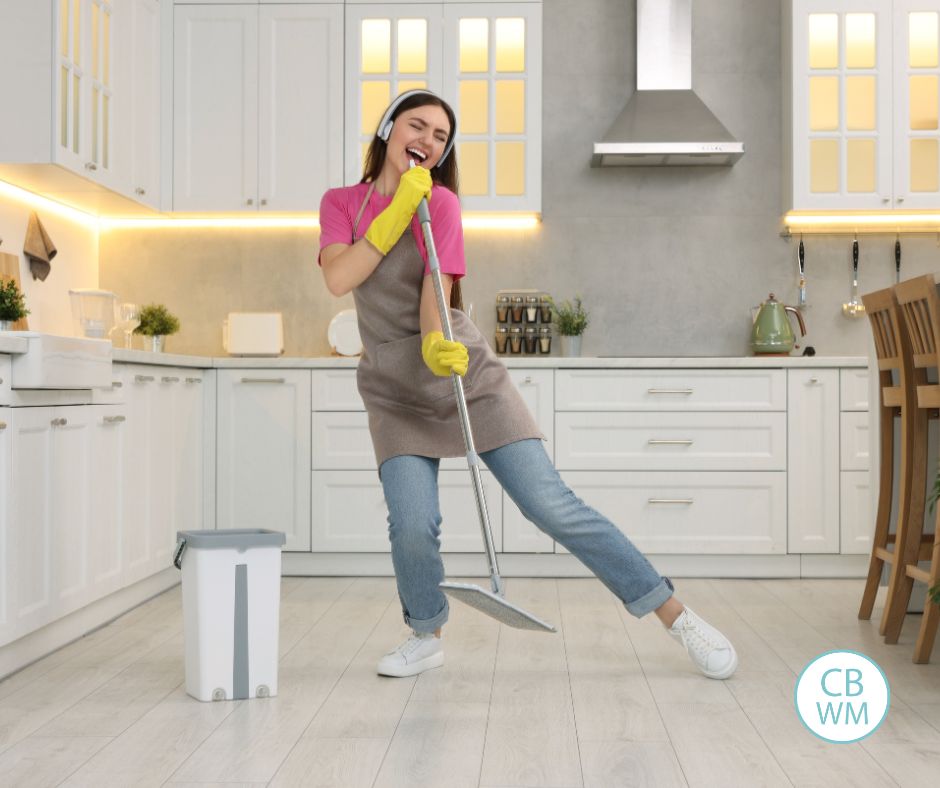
[913,542,940,663]
[880,406,928,639]
[861,407,895,620]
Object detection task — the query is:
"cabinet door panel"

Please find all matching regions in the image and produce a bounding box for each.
[129,0,161,207]
[89,404,125,597]
[218,370,311,550]
[173,372,206,537]
[259,3,344,210]
[122,367,155,585]
[0,409,11,645]
[174,4,258,210]
[841,470,872,554]
[149,375,176,572]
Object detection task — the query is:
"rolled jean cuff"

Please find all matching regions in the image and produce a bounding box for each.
[404,597,449,634]
[624,577,675,618]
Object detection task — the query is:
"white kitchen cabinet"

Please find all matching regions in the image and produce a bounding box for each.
[89,406,126,599]
[311,468,503,552]
[0,409,11,646]
[126,0,162,209]
[173,2,344,211]
[217,370,311,550]
[344,1,542,211]
[0,356,10,405]
[121,367,156,584]
[786,0,940,210]
[788,368,841,553]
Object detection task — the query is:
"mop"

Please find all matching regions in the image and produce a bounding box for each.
[412,162,556,633]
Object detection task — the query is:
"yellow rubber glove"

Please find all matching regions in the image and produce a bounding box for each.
[364,167,432,255]
[421,331,468,377]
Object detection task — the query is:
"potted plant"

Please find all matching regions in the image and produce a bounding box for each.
[0,278,29,330]
[926,474,940,608]
[134,303,180,352]
[550,296,589,357]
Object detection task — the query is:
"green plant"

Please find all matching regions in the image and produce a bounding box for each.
[549,296,589,336]
[134,303,180,336]
[0,278,29,322]
[920,465,939,606]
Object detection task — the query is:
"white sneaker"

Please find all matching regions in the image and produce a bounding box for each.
[667,607,738,680]
[377,631,444,677]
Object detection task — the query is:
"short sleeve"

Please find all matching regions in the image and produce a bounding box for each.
[412,186,465,280]
[318,188,354,265]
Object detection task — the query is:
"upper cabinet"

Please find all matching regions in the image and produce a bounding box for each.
[786,0,940,211]
[346,1,542,211]
[173,2,344,211]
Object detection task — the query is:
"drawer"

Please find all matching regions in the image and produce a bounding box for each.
[841,471,872,555]
[554,471,787,555]
[91,366,128,404]
[0,355,10,405]
[840,367,869,411]
[556,411,786,471]
[310,469,502,552]
[840,411,869,471]
[555,369,786,411]
[312,369,364,410]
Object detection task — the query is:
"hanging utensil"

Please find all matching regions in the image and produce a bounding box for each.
[797,235,808,309]
[896,235,902,284]
[842,236,866,319]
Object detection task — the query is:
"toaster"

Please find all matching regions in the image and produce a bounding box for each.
[222,312,284,356]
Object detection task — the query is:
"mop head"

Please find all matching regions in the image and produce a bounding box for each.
[440,582,556,632]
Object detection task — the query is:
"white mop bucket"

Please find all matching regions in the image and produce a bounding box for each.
[174,529,286,702]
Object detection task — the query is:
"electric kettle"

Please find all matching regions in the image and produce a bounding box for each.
[750,293,806,355]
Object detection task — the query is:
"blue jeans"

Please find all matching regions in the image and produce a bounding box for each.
[379,439,675,634]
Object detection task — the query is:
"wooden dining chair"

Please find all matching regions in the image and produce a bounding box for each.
[858,286,928,642]
[893,274,940,662]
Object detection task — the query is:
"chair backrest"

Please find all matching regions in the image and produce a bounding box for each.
[862,286,913,410]
[894,274,940,370]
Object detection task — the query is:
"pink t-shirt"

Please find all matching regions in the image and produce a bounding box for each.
[318,181,465,279]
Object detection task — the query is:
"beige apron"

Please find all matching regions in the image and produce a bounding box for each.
[351,182,543,468]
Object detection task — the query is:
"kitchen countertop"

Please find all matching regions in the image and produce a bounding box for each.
[0,335,28,354]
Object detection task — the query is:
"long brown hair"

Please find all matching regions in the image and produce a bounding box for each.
[361,92,463,311]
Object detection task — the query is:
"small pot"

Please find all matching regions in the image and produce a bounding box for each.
[149,335,166,353]
[560,334,582,357]
[0,319,14,331]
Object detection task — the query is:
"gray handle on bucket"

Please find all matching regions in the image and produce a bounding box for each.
[415,179,504,597]
[173,539,186,569]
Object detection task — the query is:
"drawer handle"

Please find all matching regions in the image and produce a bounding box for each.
[648,498,694,505]
[135,374,155,383]
[51,417,68,427]
[185,377,202,384]
[0,421,6,430]
[111,381,123,388]
[648,439,694,446]
[809,377,819,384]
[241,377,286,384]
[162,376,180,383]
[522,375,533,384]
[648,388,694,395]
[103,415,126,424]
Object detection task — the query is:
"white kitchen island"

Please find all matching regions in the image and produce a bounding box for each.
[0,344,871,677]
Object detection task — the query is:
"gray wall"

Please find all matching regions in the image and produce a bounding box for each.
[100,0,940,358]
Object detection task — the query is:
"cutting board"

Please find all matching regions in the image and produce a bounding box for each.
[0,251,30,330]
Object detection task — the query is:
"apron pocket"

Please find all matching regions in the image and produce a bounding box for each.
[376,333,471,406]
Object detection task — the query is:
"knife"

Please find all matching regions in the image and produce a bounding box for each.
[896,237,901,284]
[797,236,807,308]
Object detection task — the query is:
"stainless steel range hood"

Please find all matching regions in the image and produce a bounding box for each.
[592,0,744,167]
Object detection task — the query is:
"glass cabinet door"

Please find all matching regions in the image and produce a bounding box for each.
[55,0,85,170]
[344,4,443,186]
[443,3,541,211]
[894,0,940,208]
[88,0,114,179]
[792,0,892,209]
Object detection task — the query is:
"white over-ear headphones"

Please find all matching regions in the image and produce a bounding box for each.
[376,89,455,167]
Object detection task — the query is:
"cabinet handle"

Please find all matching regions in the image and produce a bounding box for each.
[84,161,98,171]
[648,498,694,505]
[648,388,694,395]
[162,376,180,383]
[51,417,68,427]
[809,377,819,384]
[241,377,285,384]
[261,198,268,206]
[648,439,694,446]
[246,198,254,206]
[882,197,890,203]
[522,375,533,384]
[0,421,6,430]
[897,197,905,204]
[111,380,122,389]
[135,374,154,383]
[135,187,146,196]
[185,377,202,384]
[103,415,126,424]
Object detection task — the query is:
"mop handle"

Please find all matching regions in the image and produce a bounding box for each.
[413,165,504,595]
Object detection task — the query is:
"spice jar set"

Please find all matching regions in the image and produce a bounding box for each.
[494,289,553,355]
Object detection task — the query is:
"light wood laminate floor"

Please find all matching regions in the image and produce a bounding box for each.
[0,577,937,787]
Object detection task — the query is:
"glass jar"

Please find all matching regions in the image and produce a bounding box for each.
[511,296,525,323]
[539,295,553,323]
[509,326,523,353]
[495,326,510,353]
[524,326,538,353]
[539,326,552,354]
[525,296,540,323]
[496,295,511,323]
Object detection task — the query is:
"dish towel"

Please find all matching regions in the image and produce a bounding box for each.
[23,211,57,281]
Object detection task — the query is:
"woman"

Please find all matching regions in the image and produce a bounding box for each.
[318,90,738,681]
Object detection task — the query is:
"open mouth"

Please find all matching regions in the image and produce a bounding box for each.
[406,147,428,163]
